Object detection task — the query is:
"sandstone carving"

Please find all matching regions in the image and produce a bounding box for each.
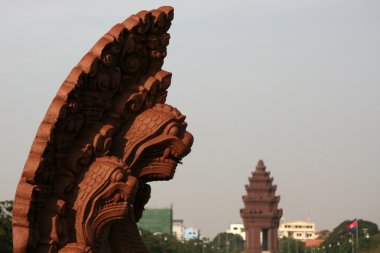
[13,6,193,253]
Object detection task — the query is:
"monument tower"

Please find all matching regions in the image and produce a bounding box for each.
[241,160,283,253]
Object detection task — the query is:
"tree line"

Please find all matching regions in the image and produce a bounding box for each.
[140,230,244,253]
[0,200,244,253]
[1,200,380,253]
[0,200,13,252]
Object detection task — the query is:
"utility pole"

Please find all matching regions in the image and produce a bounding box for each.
[287,237,290,253]
[226,233,229,253]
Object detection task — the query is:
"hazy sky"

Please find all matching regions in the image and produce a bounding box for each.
[1,0,379,239]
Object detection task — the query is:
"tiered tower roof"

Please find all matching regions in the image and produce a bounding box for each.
[241,160,282,227]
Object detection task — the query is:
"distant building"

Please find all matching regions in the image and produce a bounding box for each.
[226,224,246,240]
[279,221,317,241]
[305,239,324,248]
[138,208,173,235]
[315,229,331,239]
[184,227,200,240]
[173,219,184,241]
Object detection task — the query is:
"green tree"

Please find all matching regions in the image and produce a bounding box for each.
[140,230,246,253]
[279,236,306,253]
[320,219,379,253]
[211,232,244,253]
[141,230,219,253]
[0,200,13,253]
[140,230,170,253]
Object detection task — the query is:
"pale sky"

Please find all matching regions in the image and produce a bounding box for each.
[0,0,379,239]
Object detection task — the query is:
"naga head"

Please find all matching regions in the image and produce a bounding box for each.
[75,160,137,250]
[75,104,193,252]
[121,103,193,222]
[122,103,193,183]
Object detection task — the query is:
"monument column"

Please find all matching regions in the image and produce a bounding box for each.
[246,227,261,252]
[253,228,261,252]
[246,227,254,250]
[273,228,279,251]
[268,229,275,252]
[269,228,280,252]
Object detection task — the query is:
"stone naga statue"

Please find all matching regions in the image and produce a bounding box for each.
[13,6,193,253]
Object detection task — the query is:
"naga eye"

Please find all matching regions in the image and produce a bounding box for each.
[167,125,179,136]
[112,170,125,182]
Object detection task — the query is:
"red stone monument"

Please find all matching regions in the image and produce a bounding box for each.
[241,160,283,253]
[12,6,193,253]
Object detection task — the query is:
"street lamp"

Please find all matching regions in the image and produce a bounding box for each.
[363,228,370,253]
[363,228,369,238]
[163,236,168,253]
[349,231,355,253]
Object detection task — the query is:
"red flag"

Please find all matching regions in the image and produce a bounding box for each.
[346,219,358,231]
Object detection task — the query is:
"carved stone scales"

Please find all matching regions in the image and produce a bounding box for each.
[13,6,193,253]
[241,160,283,253]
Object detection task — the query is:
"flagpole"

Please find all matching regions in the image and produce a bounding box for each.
[356,219,359,252]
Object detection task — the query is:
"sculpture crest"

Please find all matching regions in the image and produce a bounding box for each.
[13,6,193,253]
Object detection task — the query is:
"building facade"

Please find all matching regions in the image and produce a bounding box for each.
[184,227,200,240]
[279,221,317,241]
[173,219,185,241]
[227,224,246,240]
[138,208,173,235]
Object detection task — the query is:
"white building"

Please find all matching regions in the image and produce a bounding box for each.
[226,224,246,240]
[172,219,184,241]
[279,221,317,241]
[184,227,200,240]
[172,219,201,241]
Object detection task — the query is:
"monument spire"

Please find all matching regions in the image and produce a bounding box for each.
[256,159,266,172]
[241,160,283,253]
